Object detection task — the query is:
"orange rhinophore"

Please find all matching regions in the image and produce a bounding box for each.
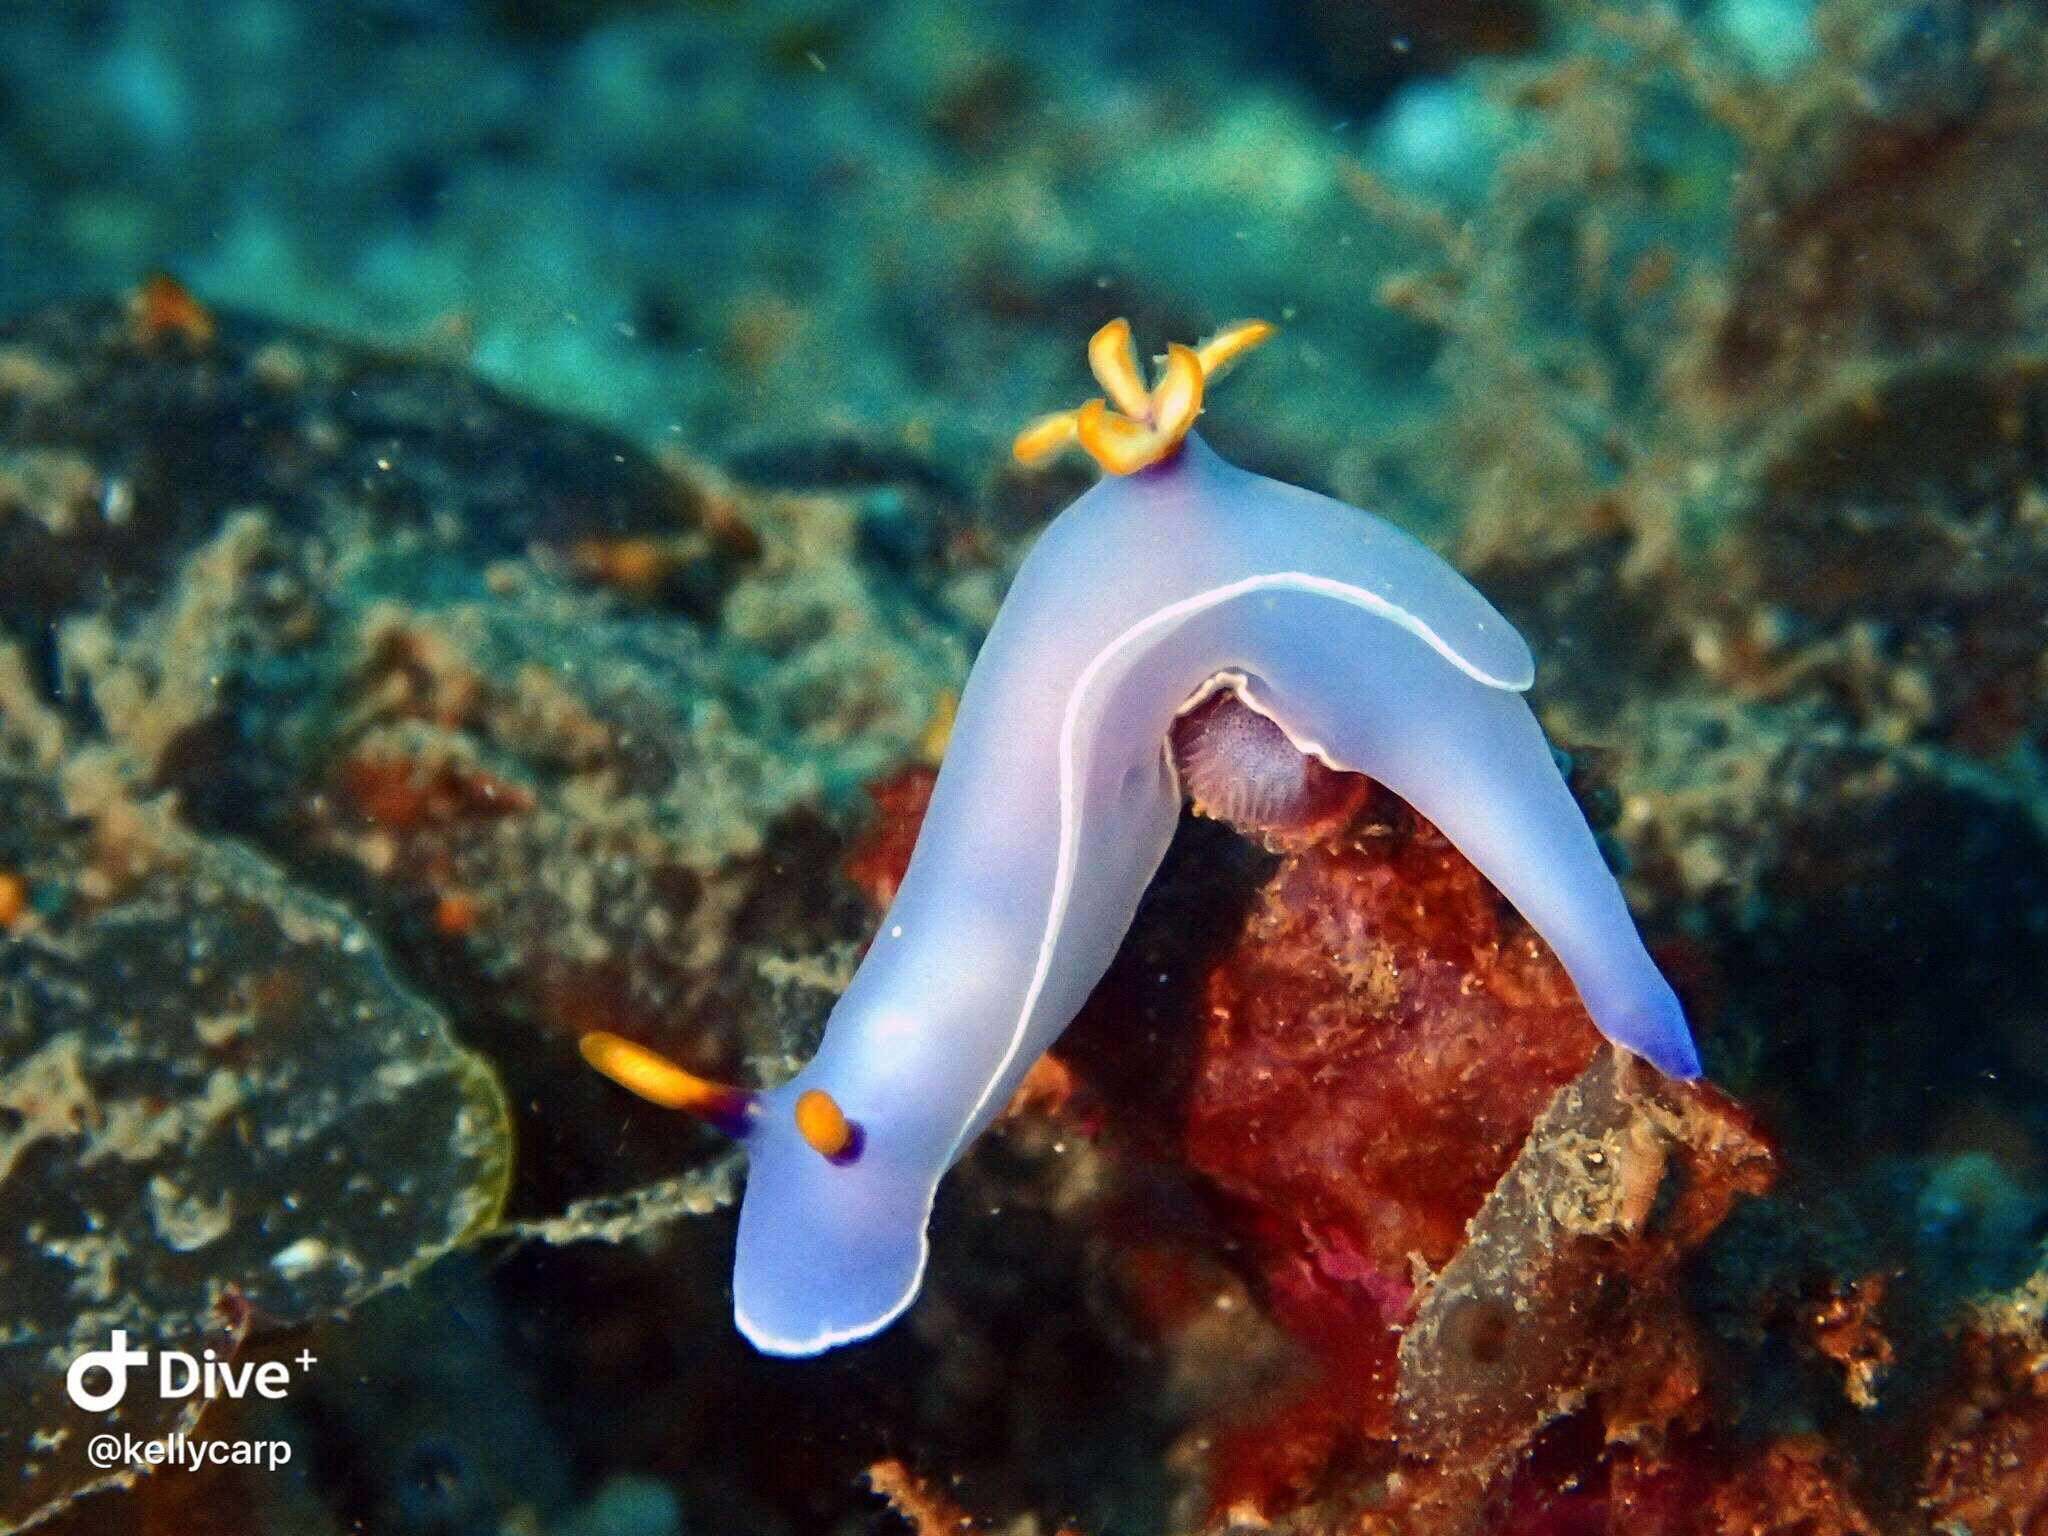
[0,872,26,930]
[794,1088,861,1162]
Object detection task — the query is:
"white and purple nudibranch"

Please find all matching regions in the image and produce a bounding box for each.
[582,320,1702,1356]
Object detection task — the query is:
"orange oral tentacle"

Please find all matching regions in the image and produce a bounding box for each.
[579,1031,758,1137]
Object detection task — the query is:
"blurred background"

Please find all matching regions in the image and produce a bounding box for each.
[1,0,1698,507]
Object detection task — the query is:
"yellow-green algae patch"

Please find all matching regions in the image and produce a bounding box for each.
[0,770,511,1534]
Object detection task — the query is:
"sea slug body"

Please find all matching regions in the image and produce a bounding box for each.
[584,320,1703,1357]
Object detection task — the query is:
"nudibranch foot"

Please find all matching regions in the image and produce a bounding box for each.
[1169,678,1701,1075]
[1228,626,1695,1081]
[1204,598,1704,1084]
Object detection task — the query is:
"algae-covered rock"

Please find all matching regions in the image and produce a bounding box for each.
[0,291,972,1224]
[0,770,510,1533]
[1922,1258,2048,1532]
[1394,1051,1773,1485]
[0,294,690,630]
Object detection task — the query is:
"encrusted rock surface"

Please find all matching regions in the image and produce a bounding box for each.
[0,772,509,1533]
